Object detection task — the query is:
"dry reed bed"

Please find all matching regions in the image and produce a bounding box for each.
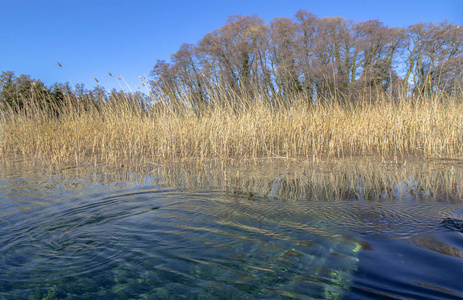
[1,90,463,167]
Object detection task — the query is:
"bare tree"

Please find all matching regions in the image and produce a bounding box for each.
[151,10,463,105]
[269,16,302,97]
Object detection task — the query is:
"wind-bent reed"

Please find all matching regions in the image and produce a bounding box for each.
[1,84,463,167]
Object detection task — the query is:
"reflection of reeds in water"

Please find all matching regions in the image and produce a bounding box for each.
[1,86,463,167]
[155,158,463,202]
[3,158,462,203]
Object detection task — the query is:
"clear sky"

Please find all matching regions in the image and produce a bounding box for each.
[1,0,462,92]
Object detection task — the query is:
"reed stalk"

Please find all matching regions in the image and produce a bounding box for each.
[1,84,462,167]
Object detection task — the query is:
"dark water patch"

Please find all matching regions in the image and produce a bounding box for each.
[442,217,463,233]
[348,233,463,299]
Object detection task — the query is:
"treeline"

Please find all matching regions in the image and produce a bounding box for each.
[152,10,462,104]
[2,10,462,115]
[0,71,149,115]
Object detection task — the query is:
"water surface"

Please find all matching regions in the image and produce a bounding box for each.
[1,163,463,299]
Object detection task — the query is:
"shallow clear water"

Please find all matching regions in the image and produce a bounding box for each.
[1,170,463,299]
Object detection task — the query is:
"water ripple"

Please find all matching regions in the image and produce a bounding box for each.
[1,180,463,298]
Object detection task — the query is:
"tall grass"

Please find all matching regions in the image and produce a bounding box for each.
[1,83,463,168]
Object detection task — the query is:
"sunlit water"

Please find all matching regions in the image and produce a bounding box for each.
[1,170,463,299]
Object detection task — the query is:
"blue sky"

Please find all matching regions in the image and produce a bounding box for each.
[1,0,461,92]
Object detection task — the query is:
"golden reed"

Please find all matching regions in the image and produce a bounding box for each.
[1,84,462,168]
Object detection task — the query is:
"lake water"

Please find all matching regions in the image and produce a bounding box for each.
[1,161,463,299]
